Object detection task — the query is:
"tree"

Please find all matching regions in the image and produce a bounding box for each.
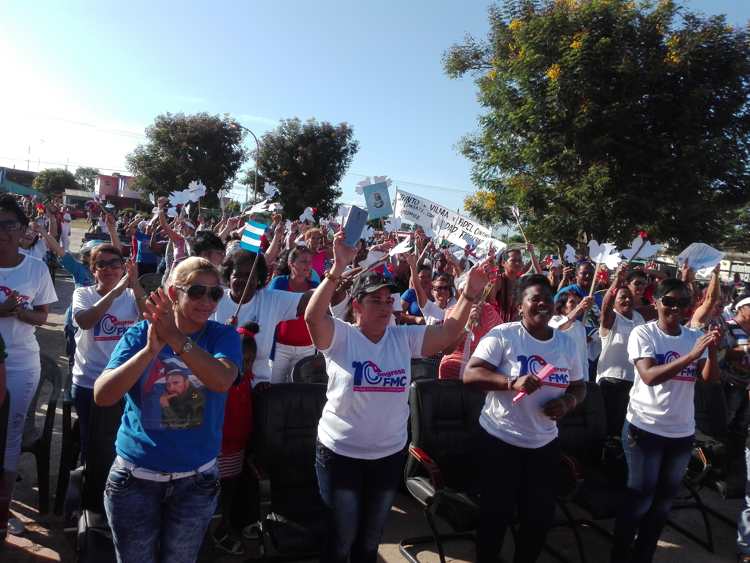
[445,0,750,249]
[32,168,78,197]
[74,167,99,191]
[126,113,248,206]
[241,118,359,218]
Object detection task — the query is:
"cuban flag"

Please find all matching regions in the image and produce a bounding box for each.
[240,219,268,253]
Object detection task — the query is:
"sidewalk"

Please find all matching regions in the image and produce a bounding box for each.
[3,223,741,562]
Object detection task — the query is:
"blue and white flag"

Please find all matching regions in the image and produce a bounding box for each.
[240,219,268,253]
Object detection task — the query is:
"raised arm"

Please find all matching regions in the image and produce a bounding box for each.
[526,243,543,275]
[264,219,285,268]
[690,265,721,328]
[105,212,122,253]
[600,265,627,334]
[421,261,489,357]
[406,253,430,309]
[304,231,356,350]
[32,223,65,258]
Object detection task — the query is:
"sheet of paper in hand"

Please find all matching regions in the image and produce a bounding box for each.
[363,182,393,220]
[677,243,724,276]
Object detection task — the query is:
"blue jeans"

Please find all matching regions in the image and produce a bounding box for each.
[103,458,220,563]
[477,429,560,563]
[71,384,93,463]
[315,440,404,563]
[612,421,693,563]
[737,448,750,555]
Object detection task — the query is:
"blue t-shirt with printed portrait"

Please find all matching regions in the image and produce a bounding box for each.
[105,319,242,472]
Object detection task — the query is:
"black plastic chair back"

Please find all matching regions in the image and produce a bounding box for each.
[253,383,327,515]
[411,358,439,383]
[407,380,486,492]
[82,400,124,514]
[694,379,729,440]
[24,355,63,445]
[557,381,607,466]
[291,354,328,384]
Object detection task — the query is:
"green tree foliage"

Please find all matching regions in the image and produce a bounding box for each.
[74,166,99,191]
[126,113,248,206]
[242,118,359,218]
[445,0,750,248]
[32,168,78,196]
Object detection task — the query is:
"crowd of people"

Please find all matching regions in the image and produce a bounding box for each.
[0,191,749,563]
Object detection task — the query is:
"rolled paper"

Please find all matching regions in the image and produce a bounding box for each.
[512,363,555,404]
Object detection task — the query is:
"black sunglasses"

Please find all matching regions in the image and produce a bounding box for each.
[660,296,691,309]
[177,284,224,302]
[94,258,124,270]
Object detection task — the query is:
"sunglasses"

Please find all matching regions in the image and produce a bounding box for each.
[660,296,691,309]
[176,284,224,302]
[94,258,125,270]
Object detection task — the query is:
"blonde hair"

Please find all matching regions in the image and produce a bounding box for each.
[304,228,322,242]
[168,256,220,287]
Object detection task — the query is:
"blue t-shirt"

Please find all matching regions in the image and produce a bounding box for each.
[401,288,422,317]
[59,253,95,288]
[135,230,158,265]
[105,320,243,472]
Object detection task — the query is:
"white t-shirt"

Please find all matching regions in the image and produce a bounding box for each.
[20,238,48,261]
[472,322,584,449]
[420,297,456,326]
[317,318,426,459]
[626,321,707,438]
[597,310,645,382]
[549,315,588,382]
[211,287,301,385]
[71,286,140,388]
[0,254,57,372]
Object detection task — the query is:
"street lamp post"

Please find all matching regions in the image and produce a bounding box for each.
[232,123,261,206]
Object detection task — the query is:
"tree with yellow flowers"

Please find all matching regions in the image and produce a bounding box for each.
[444,0,750,248]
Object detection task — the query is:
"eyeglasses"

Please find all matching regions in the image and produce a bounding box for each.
[94,258,125,270]
[176,284,224,302]
[660,296,691,309]
[432,285,451,292]
[0,220,21,232]
[630,280,646,287]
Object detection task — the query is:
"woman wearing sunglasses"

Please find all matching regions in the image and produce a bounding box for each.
[305,230,489,563]
[71,244,146,460]
[0,195,57,543]
[612,278,721,563]
[94,257,242,563]
[212,249,311,388]
[406,253,455,326]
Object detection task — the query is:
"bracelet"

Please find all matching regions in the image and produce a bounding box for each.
[325,272,342,283]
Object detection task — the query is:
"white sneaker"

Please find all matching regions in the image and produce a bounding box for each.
[7,518,25,536]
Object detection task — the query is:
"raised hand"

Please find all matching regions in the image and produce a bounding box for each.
[465,259,492,299]
[332,230,357,269]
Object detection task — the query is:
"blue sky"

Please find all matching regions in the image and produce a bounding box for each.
[0,0,747,213]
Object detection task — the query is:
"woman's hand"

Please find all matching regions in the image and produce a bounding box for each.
[143,289,182,349]
[571,296,594,319]
[510,374,541,394]
[125,260,139,289]
[0,292,21,317]
[332,230,357,270]
[145,318,166,356]
[465,259,492,299]
[688,329,721,361]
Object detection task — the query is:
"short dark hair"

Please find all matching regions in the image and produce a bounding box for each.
[0,195,29,227]
[626,270,647,283]
[654,278,689,300]
[90,243,124,265]
[515,274,552,304]
[191,232,225,257]
[222,249,268,288]
[554,290,577,315]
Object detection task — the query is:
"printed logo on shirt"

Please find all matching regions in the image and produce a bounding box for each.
[93,314,135,341]
[655,351,696,382]
[351,361,408,393]
[0,285,31,309]
[516,354,570,388]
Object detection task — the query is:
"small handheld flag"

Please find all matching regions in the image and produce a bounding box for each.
[240,220,268,253]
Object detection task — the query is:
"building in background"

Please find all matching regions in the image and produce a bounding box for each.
[0,166,41,197]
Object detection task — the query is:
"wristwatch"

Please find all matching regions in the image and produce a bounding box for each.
[176,337,194,356]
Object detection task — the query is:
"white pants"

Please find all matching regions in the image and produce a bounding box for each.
[61,226,70,252]
[271,343,316,384]
[5,364,41,472]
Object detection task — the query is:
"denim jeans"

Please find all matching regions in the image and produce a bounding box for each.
[315,440,404,563]
[612,421,693,563]
[737,448,750,555]
[103,458,220,563]
[71,384,93,463]
[477,429,560,563]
